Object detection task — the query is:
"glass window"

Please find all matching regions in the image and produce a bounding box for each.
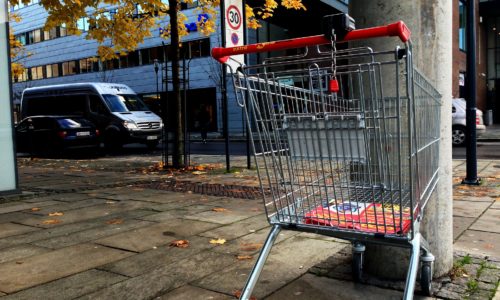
[30,66,44,80]
[102,94,150,112]
[33,29,42,43]
[16,33,27,45]
[26,31,34,45]
[51,63,60,77]
[43,30,50,41]
[103,59,119,71]
[59,26,67,37]
[119,55,128,68]
[181,0,198,10]
[45,65,52,78]
[77,17,89,31]
[128,51,140,67]
[141,48,151,65]
[79,58,92,73]
[150,47,162,62]
[48,27,58,39]
[92,60,100,72]
[62,61,77,76]
[459,0,467,51]
[89,95,107,114]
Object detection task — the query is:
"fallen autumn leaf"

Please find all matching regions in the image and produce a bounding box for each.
[48,212,64,217]
[212,208,229,212]
[106,219,124,225]
[210,238,226,245]
[233,290,257,300]
[31,207,41,212]
[236,255,253,260]
[170,240,189,248]
[42,219,62,225]
[239,243,263,252]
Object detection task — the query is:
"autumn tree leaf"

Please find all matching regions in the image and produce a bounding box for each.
[42,219,62,225]
[48,212,64,217]
[31,207,41,212]
[170,239,189,248]
[212,208,228,212]
[106,219,124,225]
[210,238,226,245]
[236,255,253,260]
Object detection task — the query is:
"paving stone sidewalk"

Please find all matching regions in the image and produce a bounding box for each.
[0,155,498,299]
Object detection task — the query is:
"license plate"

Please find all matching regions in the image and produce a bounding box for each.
[76,131,90,136]
[147,136,158,140]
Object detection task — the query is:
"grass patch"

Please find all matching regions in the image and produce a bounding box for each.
[466,279,479,294]
[450,254,472,280]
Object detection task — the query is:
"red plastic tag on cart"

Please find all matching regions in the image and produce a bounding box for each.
[329,78,339,93]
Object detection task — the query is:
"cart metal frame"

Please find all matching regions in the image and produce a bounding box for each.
[212,18,441,300]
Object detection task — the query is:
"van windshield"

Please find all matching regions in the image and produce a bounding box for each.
[102,94,150,112]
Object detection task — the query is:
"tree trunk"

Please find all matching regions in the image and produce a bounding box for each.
[168,0,183,168]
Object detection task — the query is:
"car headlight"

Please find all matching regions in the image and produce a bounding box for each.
[159,120,164,128]
[123,121,138,130]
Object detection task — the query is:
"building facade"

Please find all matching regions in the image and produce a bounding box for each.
[452,0,500,124]
[10,0,348,135]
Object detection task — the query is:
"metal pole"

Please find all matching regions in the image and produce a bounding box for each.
[463,0,480,185]
[242,0,251,170]
[162,41,169,166]
[220,0,230,172]
[183,54,188,167]
[154,59,160,154]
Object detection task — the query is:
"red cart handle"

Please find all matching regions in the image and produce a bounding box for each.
[212,21,410,63]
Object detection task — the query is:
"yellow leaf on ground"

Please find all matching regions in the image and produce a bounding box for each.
[192,171,207,175]
[210,238,226,245]
[48,212,64,216]
[236,255,253,260]
[42,219,62,225]
[170,240,189,248]
[106,219,123,225]
[31,207,41,211]
[212,208,228,212]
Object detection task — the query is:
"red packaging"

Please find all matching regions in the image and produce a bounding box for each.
[304,200,412,235]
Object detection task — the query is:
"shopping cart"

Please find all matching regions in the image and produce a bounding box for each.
[212,14,441,300]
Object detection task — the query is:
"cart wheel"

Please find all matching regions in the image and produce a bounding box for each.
[352,252,363,282]
[420,264,433,296]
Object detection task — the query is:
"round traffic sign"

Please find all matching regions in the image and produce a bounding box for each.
[226,5,242,31]
[231,32,239,45]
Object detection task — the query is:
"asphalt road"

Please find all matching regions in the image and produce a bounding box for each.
[452,142,500,160]
[18,140,500,161]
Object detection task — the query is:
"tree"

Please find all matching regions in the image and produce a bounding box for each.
[8,0,306,167]
[9,13,30,82]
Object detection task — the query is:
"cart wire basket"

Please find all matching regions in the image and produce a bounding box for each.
[212,16,441,300]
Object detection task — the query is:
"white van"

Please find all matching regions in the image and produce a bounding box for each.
[20,83,163,149]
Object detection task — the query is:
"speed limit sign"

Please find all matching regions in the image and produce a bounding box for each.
[226,5,242,30]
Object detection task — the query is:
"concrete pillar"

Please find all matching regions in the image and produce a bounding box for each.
[349,0,453,279]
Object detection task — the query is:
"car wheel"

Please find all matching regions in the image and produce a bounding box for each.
[104,129,122,151]
[452,125,466,147]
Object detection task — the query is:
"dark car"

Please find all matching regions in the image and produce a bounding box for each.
[16,116,100,155]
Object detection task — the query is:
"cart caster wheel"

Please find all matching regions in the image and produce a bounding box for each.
[352,252,363,282]
[420,264,433,296]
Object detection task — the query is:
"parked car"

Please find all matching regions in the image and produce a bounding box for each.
[16,116,100,155]
[20,83,163,150]
[452,98,486,146]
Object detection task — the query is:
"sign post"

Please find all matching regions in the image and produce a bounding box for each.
[0,0,19,194]
[223,0,244,72]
